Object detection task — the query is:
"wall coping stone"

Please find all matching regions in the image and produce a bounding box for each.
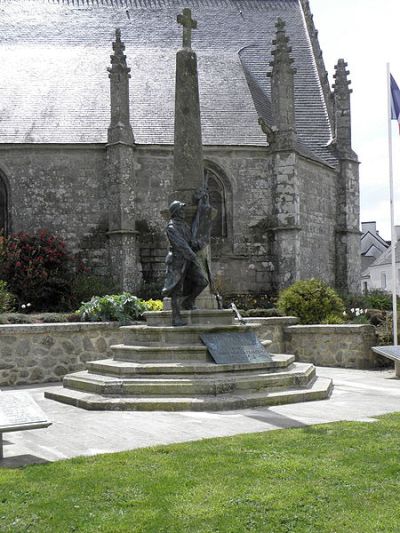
[286,324,374,334]
[0,322,123,336]
[244,317,298,325]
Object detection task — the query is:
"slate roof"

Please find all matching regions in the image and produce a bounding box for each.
[0,0,336,165]
[370,244,400,268]
[361,230,390,255]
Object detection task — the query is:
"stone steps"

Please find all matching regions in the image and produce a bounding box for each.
[111,343,211,362]
[120,323,260,345]
[86,354,294,375]
[110,339,272,362]
[44,376,333,411]
[60,362,315,396]
[45,309,333,412]
[143,309,234,327]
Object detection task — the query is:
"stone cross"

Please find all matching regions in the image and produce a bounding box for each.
[177,8,197,48]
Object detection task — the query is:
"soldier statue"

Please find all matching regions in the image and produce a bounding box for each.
[162,191,210,326]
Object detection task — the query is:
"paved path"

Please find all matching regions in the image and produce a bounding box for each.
[1,366,400,467]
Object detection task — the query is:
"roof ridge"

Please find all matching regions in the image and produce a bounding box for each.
[1,0,297,9]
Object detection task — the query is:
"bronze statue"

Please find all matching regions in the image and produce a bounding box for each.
[162,195,209,326]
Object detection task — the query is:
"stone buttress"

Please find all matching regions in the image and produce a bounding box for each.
[267,19,301,290]
[106,29,142,292]
[332,59,361,293]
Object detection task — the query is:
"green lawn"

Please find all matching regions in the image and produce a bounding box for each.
[1,413,400,533]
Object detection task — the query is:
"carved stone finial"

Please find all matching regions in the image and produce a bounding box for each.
[107,28,134,145]
[266,18,297,145]
[332,58,352,95]
[332,58,354,154]
[177,8,197,48]
[275,17,285,32]
[268,18,296,76]
[108,28,130,76]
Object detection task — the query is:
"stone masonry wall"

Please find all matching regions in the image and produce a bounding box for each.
[0,320,384,387]
[0,145,109,276]
[0,322,122,387]
[0,143,344,296]
[245,318,382,369]
[285,324,382,369]
[244,317,298,352]
[298,157,337,286]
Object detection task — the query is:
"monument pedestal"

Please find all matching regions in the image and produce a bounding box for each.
[163,286,218,313]
[45,310,332,411]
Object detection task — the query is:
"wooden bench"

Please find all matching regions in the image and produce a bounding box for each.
[0,391,51,460]
[372,346,400,377]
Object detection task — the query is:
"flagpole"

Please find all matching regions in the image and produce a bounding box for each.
[387,62,398,345]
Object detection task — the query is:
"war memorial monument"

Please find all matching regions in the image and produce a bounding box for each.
[45,11,332,411]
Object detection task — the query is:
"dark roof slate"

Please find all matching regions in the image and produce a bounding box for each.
[370,245,400,267]
[0,0,336,165]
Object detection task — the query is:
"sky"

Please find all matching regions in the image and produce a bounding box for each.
[309,0,400,242]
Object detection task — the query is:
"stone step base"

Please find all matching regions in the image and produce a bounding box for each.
[120,323,261,345]
[110,339,272,362]
[59,363,316,396]
[143,309,234,327]
[44,376,333,411]
[111,343,210,362]
[86,354,294,376]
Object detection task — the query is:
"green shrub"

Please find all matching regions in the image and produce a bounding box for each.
[77,293,147,324]
[0,312,80,324]
[277,279,345,325]
[240,308,283,318]
[0,312,30,324]
[321,313,345,325]
[0,280,15,313]
[363,290,394,311]
[350,314,370,325]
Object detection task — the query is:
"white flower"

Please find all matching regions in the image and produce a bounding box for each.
[27,303,31,307]
[21,304,26,309]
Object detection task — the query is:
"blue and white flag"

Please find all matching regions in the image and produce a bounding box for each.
[391,74,400,132]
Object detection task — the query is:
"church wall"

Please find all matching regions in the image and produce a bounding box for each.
[0,144,346,298]
[134,145,275,296]
[0,145,109,276]
[133,147,173,290]
[203,148,274,295]
[297,156,337,286]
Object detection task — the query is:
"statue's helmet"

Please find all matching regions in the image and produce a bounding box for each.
[169,200,185,217]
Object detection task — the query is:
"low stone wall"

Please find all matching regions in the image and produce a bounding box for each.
[0,318,384,387]
[244,317,298,352]
[0,323,122,387]
[285,324,381,369]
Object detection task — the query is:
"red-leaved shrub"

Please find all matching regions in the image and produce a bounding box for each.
[0,230,74,311]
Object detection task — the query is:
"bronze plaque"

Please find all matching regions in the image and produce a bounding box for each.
[200,331,271,364]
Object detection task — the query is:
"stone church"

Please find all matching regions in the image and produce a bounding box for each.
[0,0,360,297]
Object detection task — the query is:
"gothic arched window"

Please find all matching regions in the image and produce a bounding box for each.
[204,167,227,239]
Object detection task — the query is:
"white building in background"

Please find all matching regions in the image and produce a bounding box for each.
[361,223,400,294]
